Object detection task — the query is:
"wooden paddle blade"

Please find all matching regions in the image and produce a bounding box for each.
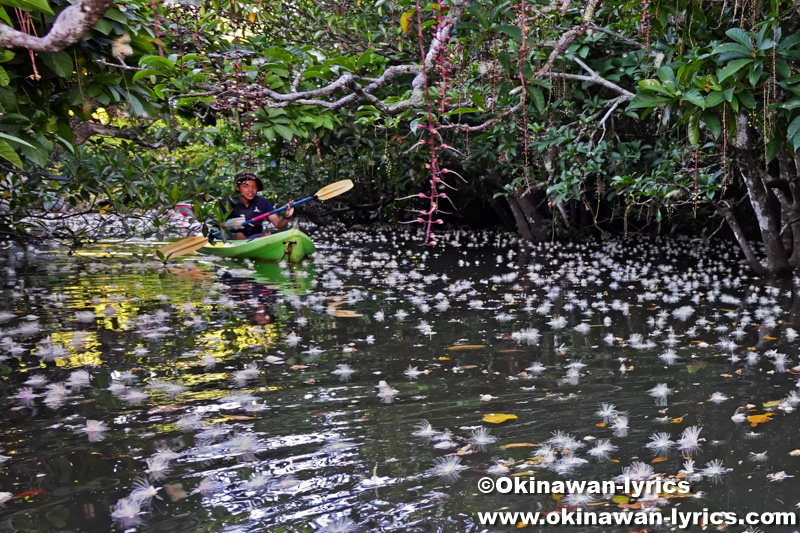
[315,179,354,201]
[155,236,208,259]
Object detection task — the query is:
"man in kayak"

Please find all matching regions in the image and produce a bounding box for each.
[226,172,295,239]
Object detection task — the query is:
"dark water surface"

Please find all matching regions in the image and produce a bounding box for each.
[1,226,799,532]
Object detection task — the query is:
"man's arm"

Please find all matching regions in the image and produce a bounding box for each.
[268,203,295,230]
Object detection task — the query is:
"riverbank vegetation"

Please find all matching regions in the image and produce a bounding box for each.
[1,0,800,274]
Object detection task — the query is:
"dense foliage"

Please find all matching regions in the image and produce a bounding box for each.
[2,0,800,274]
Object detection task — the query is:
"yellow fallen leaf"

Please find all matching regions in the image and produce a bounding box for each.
[438,357,450,361]
[672,417,684,424]
[447,345,486,351]
[483,413,518,424]
[763,399,783,408]
[764,335,778,340]
[207,415,256,423]
[596,422,606,427]
[333,309,363,317]
[612,495,630,504]
[552,493,564,501]
[747,412,775,427]
[500,443,537,449]
[651,457,668,463]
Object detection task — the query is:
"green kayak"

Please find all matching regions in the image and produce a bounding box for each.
[198,229,315,262]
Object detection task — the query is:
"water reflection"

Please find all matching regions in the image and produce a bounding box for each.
[0,232,799,531]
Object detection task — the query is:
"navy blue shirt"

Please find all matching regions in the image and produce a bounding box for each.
[226,195,276,237]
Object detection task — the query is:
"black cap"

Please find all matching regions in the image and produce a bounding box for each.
[234,172,263,191]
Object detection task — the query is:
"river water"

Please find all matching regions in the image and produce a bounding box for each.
[0,225,798,532]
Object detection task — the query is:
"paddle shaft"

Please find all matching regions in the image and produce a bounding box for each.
[212,195,316,239]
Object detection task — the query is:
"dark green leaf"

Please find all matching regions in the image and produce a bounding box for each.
[0,0,53,14]
[93,18,113,35]
[787,115,800,142]
[138,55,177,75]
[273,124,295,140]
[702,111,721,138]
[748,63,762,87]
[40,51,73,78]
[717,58,753,82]
[656,66,675,83]
[132,69,165,83]
[444,107,480,116]
[723,87,734,102]
[738,89,756,109]
[627,94,672,110]
[781,98,800,110]
[711,42,752,56]
[681,89,705,108]
[103,7,128,24]
[495,25,521,41]
[705,91,725,107]
[688,115,700,145]
[0,139,22,168]
[766,135,782,163]
[0,5,12,25]
[725,27,754,49]
[529,87,545,112]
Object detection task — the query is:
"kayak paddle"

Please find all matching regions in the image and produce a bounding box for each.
[154,179,354,260]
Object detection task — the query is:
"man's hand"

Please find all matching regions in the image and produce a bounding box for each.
[284,202,295,219]
[228,216,246,229]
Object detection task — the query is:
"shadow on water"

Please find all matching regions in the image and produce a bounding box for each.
[0,229,799,532]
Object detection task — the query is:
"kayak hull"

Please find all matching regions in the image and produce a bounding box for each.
[198,229,315,262]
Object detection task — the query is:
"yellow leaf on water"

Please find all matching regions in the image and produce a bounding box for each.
[672,417,684,424]
[747,413,775,427]
[438,357,450,361]
[764,335,778,340]
[483,413,518,424]
[208,415,257,423]
[651,457,668,463]
[612,495,629,504]
[447,345,486,351]
[500,443,537,449]
[333,309,363,317]
[763,399,783,408]
[596,422,606,427]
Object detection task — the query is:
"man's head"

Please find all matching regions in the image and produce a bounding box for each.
[235,172,263,201]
